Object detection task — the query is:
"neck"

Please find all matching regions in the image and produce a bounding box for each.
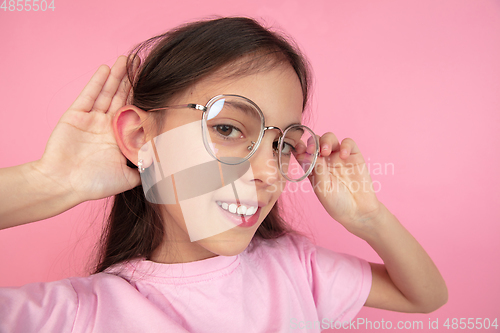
[150,237,219,264]
[149,208,219,264]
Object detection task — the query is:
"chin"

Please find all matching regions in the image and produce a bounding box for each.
[196,226,258,257]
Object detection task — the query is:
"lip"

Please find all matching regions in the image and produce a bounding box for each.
[216,202,261,228]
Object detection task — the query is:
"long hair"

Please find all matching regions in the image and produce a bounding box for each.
[93,17,311,273]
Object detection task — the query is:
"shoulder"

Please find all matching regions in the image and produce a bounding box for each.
[249,233,373,322]
[68,270,132,291]
[246,232,371,287]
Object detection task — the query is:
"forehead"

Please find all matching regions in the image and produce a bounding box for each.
[175,64,304,127]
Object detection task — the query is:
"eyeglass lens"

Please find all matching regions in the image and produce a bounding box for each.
[279,125,317,182]
[203,96,317,181]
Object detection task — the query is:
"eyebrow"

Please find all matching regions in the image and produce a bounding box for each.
[224,100,259,116]
[284,123,304,133]
[213,98,304,131]
[146,100,300,130]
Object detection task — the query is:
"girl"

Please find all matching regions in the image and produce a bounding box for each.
[0,17,447,332]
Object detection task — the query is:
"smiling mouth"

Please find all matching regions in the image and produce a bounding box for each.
[216,201,259,217]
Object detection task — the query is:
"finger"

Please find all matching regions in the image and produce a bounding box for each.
[318,132,339,156]
[69,65,111,112]
[306,135,318,155]
[92,56,129,113]
[339,137,360,159]
[109,56,141,114]
[294,140,307,154]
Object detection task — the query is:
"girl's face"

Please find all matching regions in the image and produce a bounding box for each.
[150,63,304,263]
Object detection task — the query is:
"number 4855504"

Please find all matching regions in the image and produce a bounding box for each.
[1,0,55,11]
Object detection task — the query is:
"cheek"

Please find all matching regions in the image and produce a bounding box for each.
[262,180,286,215]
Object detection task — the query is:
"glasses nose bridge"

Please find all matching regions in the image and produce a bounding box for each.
[249,125,283,158]
[260,126,284,152]
[262,125,284,139]
[255,126,284,162]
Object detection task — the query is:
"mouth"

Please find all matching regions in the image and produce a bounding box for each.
[215,200,261,228]
[216,200,258,216]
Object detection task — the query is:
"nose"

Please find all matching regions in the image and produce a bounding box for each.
[245,131,283,188]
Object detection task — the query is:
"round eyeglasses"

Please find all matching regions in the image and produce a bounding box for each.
[148,95,319,182]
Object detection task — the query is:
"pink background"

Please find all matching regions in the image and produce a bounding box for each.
[1,0,499,331]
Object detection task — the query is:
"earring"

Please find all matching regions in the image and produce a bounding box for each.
[247,141,256,151]
[138,159,145,173]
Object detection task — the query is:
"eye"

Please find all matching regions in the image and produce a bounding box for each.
[213,124,242,139]
[274,141,295,155]
[281,142,295,155]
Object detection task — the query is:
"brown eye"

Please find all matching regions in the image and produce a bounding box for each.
[217,125,233,136]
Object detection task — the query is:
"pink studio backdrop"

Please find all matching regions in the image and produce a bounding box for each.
[1,0,499,332]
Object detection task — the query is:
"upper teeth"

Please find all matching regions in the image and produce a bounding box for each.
[216,201,258,216]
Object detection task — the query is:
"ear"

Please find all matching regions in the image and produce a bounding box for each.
[113,105,154,168]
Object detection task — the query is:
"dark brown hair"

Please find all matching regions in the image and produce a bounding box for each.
[93,17,311,273]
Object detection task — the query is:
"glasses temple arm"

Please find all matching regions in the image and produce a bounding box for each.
[147,104,207,112]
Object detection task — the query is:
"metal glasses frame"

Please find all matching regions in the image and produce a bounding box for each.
[147,94,319,182]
